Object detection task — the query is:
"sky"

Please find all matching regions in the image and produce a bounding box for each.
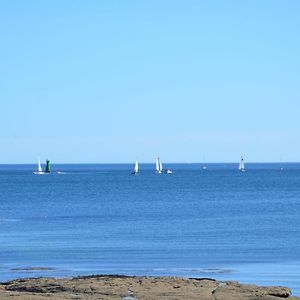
[0,0,299,163]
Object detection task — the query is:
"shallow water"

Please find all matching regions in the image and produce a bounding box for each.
[0,163,299,295]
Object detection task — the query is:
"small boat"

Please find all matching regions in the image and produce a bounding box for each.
[202,156,207,170]
[33,158,44,175]
[279,157,284,171]
[132,161,139,175]
[45,159,51,173]
[239,156,246,172]
[165,169,172,174]
[156,157,162,174]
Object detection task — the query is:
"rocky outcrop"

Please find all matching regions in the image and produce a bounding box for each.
[0,275,298,299]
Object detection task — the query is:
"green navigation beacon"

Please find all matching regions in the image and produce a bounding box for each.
[45,159,51,173]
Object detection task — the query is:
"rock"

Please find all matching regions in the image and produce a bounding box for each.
[0,275,298,300]
[213,281,293,300]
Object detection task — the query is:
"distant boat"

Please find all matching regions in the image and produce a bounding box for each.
[165,169,172,174]
[45,159,51,173]
[279,156,284,171]
[156,157,162,174]
[33,158,44,175]
[202,156,207,170]
[239,156,246,172]
[132,161,139,175]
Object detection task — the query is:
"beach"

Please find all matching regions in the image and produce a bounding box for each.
[1,275,299,300]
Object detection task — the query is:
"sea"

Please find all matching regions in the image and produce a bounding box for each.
[0,163,299,295]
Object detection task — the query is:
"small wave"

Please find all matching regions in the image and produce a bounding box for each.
[0,219,21,223]
[151,268,234,275]
[11,267,55,272]
[199,268,234,274]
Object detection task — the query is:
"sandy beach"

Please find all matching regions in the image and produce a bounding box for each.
[0,275,299,300]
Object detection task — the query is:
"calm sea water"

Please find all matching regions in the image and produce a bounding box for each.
[0,163,300,295]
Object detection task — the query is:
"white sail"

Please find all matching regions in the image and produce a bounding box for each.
[33,157,44,174]
[159,161,163,172]
[156,157,160,172]
[239,156,245,171]
[134,161,139,173]
[38,157,43,172]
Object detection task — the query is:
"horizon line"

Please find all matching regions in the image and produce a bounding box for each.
[1,161,300,165]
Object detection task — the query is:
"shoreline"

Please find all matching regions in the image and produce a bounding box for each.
[0,275,299,300]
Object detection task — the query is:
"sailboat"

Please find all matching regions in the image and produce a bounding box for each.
[33,157,44,175]
[165,168,172,174]
[239,156,246,172]
[132,161,139,175]
[202,156,207,170]
[156,157,162,173]
[279,156,284,171]
[45,159,51,173]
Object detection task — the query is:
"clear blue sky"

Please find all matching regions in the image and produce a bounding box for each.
[1,0,299,163]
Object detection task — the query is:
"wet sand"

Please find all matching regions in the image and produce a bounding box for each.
[0,275,299,299]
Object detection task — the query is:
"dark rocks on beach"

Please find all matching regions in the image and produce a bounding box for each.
[0,275,298,299]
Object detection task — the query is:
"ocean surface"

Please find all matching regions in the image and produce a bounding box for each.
[0,163,300,295]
